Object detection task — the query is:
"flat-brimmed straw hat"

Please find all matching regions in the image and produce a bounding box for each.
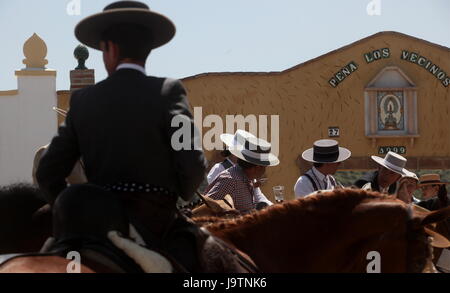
[371,151,409,176]
[418,174,448,187]
[221,130,279,167]
[75,1,176,50]
[220,129,255,149]
[302,139,351,163]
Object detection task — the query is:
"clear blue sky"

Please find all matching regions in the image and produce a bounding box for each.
[0,0,449,90]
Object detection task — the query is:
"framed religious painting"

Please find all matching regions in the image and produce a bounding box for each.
[377,91,404,132]
[364,66,419,145]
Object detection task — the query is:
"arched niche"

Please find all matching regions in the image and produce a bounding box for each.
[364,66,419,146]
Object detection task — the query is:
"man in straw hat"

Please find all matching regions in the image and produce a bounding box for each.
[294,139,351,198]
[206,130,273,207]
[355,151,410,194]
[205,130,279,214]
[36,1,207,272]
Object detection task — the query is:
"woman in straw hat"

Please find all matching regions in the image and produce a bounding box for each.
[417,174,449,210]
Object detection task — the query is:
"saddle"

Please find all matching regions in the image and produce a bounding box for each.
[197,228,259,273]
[0,238,144,273]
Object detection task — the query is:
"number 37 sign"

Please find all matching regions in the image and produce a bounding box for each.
[379,146,406,155]
[328,127,340,137]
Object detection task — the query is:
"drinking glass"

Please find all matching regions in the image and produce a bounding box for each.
[273,185,285,203]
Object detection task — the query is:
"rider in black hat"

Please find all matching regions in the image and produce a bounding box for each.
[36,1,207,272]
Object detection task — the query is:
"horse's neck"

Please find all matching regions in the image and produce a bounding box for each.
[207,208,311,272]
[206,198,380,273]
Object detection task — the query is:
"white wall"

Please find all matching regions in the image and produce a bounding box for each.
[0,73,57,185]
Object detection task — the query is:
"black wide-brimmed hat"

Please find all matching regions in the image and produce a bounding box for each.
[75,1,176,50]
[302,139,351,163]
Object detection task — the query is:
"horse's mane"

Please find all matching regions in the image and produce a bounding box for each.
[206,188,400,232]
[192,216,225,226]
[0,182,45,201]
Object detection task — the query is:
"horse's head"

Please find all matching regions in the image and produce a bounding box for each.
[318,189,450,273]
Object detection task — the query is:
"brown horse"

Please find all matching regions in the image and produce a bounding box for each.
[0,256,95,273]
[202,189,450,272]
[2,188,450,273]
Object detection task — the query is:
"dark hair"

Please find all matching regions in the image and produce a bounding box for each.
[221,150,231,157]
[237,158,257,170]
[313,163,324,168]
[101,23,154,61]
[437,185,448,208]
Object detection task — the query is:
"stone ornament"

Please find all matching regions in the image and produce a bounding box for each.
[23,33,48,69]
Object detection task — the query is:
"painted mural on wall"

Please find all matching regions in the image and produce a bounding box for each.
[377,91,404,131]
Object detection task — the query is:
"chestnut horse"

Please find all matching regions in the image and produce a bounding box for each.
[2,188,450,273]
[203,189,450,273]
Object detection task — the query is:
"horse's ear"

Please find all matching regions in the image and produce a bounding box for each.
[419,206,450,226]
[414,205,450,248]
[423,227,450,248]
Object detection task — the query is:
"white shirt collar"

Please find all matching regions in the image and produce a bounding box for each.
[116,63,146,75]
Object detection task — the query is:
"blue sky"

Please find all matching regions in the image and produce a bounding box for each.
[0,0,449,90]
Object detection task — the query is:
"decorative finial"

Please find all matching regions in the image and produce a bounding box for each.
[74,45,89,70]
[22,33,48,69]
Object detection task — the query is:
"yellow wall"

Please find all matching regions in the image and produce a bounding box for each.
[182,32,450,199]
